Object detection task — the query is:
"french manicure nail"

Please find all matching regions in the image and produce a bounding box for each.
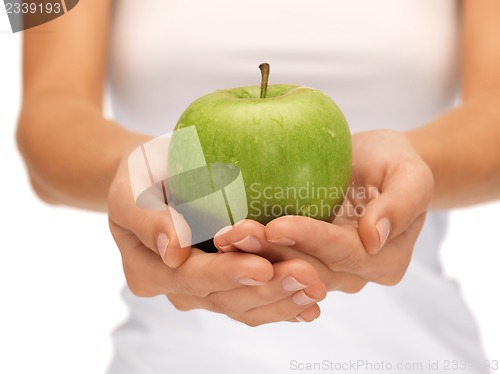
[232,235,261,252]
[292,290,317,306]
[156,233,169,262]
[214,225,233,238]
[282,276,308,292]
[295,315,307,323]
[376,218,391,250]
[239,277,266,286]
[268,237,296,246]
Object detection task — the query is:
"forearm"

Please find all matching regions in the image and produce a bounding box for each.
[407,90,500,209]
[17,93,150,211]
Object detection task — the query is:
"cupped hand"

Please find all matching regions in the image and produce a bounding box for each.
[214,130,433,292]
[107,153,326,326]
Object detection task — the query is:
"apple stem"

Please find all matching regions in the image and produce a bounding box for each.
[259,63,270,98]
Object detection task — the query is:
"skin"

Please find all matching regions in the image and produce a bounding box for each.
[16,0,500,326]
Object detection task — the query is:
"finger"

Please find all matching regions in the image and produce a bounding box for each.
[162,208,192,267]
[168,251,275,297]
[213,219,266,253]
[215,219,317,265]
[108,161,191,267]
[169,292,323,325]
[357,158,433,254]
[295,304,321,322]
[215,218,370,291]
[206,258,323,314]
[215,220,336,293]
[265,214,422,285]
[229,284,326,327]
[265,216,369,272]
[109,220,169,297]
[111,218,275,297]
[290,304,322,323]
[360,213,426,285]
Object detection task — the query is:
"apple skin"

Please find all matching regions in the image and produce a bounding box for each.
[170,84,352,227]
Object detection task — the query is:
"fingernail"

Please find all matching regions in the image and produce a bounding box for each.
[157,233,169,262]
[217,244,233,252]
[295,315,307,323]
[292,290,317,306]
[268,237,296,246]
[282,276,308,292]
[214,225,232,238]
[376,218,391,251]
[232,235,261,252]
[214,226,233,252]
[239,277,266,286]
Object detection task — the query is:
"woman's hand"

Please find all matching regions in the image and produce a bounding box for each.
[107,154,327,326]
[214,130,433,293]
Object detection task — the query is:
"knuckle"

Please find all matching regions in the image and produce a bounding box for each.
[379,270,406,286]
[331,247,365,272]
[171,272,210,298]
[107,181,124,217]
[316,284,328,301]
[258,288,282,306]
[344,280,367,294]
[122,257,157,297]
[126,277,152,297]
[376,255,411,286]
[246,320,262,328]
[334,273,367,294]
[203,293,235,314]
[275,258,316,283]
[175,265,216,298]
[237,315,263,328]
[180,283,211,298]
[167,294,194,312]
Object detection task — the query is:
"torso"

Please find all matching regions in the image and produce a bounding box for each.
[108,0,459,135]
[106,2,489,373]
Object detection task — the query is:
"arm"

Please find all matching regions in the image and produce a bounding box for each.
[216,1,500,293]
[16,0,149,211]
[16,0,325,326]
[408,0,500,209]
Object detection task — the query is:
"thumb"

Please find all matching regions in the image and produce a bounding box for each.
[161,207,193,268]
[357,165,433,255]
[108,160,192,268]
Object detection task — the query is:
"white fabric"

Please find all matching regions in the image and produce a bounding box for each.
[107,1,488,373]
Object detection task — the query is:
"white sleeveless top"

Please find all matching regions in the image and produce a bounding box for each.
[107,1,488,373]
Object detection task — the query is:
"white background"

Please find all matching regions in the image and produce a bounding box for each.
[1,21,500,374]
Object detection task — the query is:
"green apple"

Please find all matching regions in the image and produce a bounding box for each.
[167,64,351,249]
